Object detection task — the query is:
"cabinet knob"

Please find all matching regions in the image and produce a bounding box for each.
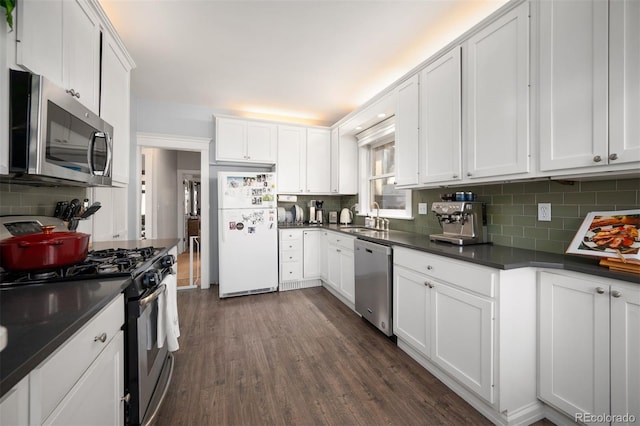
[427,265,433,270]
[467,172,472,177]
[424,281,433,288]
[453,175,458,179]
[336,249,341,253]
[596,287,605,294]
[94,332,107,343]
[611,290,622,298]
[609,153,618,161]
[593,155,602,163]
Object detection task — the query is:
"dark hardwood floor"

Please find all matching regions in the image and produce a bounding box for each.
[156,287,551,426]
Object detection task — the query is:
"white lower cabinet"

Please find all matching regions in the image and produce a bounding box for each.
[0,376,29,426]
[539,271,640,425]
[302,230,321,279]
[279,229,303,283]
[43,331,124,426]
[393,247,538,425]
[325,231,356,305]
[1,294,126,426]
[279,229,323,290]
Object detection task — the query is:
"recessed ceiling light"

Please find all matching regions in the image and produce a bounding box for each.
[377,113,386,118]
[355,126,362,130]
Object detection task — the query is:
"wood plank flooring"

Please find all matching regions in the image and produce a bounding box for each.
[156,287,550,426]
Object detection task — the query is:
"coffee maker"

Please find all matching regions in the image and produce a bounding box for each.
[430,201,487,245]
[315,200,324,224]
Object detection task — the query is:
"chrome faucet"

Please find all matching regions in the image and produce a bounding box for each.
[371,202,382,229]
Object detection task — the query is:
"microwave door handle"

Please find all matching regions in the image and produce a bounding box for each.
[88,131,109,176]
[104,131,113,176]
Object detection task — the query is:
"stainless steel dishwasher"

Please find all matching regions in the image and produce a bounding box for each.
[354,239,393,336]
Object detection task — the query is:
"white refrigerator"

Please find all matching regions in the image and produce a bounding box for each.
[218,172,278,298]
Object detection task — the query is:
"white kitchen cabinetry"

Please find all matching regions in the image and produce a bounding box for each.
[539,0,640,173]
[43,331,124,426]
[609,0,640,168]
[279,229,322,290]
[305,128,331,194]
[100,31,133,186]
[277,126,331,195]
[277,125,306,193]
[279,229,303,283]
[17,0,101,113]
[91,187,128,241]
[539,271,639,424]
[394,74,420,187]
[215,117,277,164]
[419,46,462,185]
[320,230,329,280]
[330,127,358,195]
[393,247,538,425]
[463,2,529,179]
[0,376,29,426]
[30,294,125,426]
[302,230,321,279]
[325,232,356,305]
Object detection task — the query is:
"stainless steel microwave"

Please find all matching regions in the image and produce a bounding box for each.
[8,69,113,186]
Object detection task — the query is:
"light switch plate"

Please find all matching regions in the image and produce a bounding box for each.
[418,203,428,215]
[538,203,552,221]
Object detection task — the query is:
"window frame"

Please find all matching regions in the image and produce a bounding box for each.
[358,133,412,220]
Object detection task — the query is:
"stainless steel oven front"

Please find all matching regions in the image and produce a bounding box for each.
[126,268,175,425]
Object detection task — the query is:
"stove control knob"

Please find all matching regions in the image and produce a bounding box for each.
[142,271,159,289]
[160,255,175,268]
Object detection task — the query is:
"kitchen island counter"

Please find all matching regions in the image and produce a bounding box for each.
[0,277,129,397]
[279,224,639,284]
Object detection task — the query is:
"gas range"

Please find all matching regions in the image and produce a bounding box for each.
[0,246,163,288]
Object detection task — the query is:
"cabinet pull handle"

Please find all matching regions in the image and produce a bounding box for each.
[121,393,131,404]
[65,88,76,97]
[453,174,458,178]
[611,290,622,298]
[426,265,433,270]
[593,155,602,163]
[336,249,341,253]
[609,153,618,161]
[75,91,80,99]
[94,332,107,343]
[596,287,605,294]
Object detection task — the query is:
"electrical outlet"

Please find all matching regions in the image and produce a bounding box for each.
[538,203,552,222]
[418,203,428,214]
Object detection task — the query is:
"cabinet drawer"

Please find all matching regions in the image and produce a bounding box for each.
[326,232,355,251]
[280,261,302,282]
[280,250,301,263]
[280,229,303,241]
[280,239,301,252]
[394,248,495,297]
[31,294,124,423]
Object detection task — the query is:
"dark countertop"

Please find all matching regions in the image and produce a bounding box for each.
[0,277,130,397]
[279,224,640,284]
[0,239,180,397]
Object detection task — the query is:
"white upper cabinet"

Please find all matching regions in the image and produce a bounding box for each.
[16,0,100,113]
[305,128,331,193]
[538,0,609,171]
[277,125,306,193]
[609,0,640,166]
[394,74,420,186]
[419,46,462,185]
[276,125,331,195]
[16,0,63,85]
[101,32,132,186]
[215,117,277,164]
[463,2,530,179]
[330,126,358,195]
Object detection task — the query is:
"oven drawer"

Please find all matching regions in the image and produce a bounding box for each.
[30,293,124,424]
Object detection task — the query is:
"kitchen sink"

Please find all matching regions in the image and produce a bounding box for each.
[343,227,384,236]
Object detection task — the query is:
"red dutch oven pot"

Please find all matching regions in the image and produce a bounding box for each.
[0,226,90,271]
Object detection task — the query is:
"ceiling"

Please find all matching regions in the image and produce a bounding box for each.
[99,0,509,127]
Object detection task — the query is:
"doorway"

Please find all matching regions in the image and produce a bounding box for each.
[177,169,201,289]
[136,133,211,290]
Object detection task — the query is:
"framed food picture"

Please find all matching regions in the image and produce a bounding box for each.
[566,210,640,260]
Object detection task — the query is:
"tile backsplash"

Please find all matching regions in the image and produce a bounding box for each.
[342,178,639,255]
[0,183,88,216]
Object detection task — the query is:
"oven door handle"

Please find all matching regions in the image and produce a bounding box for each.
[139,284,166,307]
